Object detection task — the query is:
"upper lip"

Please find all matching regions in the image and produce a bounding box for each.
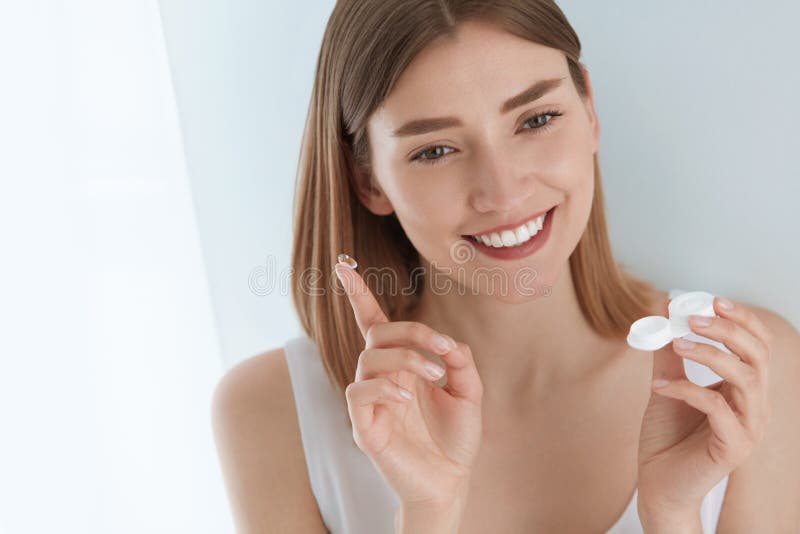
[464,206,555,237]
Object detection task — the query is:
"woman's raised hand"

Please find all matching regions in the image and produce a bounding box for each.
[334,260,484,511]
[637,295,773,521]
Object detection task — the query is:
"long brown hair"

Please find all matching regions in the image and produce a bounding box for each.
[290,0,658,395]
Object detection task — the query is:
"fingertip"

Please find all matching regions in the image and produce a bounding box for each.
[443,341,472,366]
[715,295,734,312]
[334,262,346,276]
[334,263,353,293]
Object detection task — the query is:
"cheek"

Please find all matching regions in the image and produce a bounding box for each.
[398,190,457,240]
[526,125,595,256]
[528,124,595,191]
[384,178,460,242]
[381,159,464,226]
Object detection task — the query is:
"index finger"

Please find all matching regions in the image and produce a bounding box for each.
[334,259,389,340]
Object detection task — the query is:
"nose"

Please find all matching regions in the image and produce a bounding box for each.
[468,149,536,214]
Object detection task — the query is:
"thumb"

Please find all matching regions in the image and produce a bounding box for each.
[438,341,483,405]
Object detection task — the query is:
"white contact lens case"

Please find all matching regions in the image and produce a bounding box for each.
[627,291,717,351]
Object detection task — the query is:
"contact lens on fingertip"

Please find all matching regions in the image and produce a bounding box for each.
[627,290,717,351]
[337,253,358,269]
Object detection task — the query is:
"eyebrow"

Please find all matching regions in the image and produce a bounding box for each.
[391,76,567,138]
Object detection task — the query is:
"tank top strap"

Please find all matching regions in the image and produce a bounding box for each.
[283,334,400,534]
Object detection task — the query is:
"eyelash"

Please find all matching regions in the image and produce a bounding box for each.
[409,108,564,167]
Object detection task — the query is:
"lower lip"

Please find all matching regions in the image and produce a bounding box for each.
[462,205,557,261]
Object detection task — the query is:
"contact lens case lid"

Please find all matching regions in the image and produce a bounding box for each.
[626,291,717,351]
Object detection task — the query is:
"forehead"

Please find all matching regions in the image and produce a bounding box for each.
[370,20,570,135]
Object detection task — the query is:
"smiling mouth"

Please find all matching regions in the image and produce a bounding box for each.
[462,206,555,248]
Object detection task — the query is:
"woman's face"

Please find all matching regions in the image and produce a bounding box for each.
[361,20,599,301]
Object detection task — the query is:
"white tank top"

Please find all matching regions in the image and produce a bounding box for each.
[283,288,730,533]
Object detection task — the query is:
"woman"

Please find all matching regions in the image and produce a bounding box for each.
[212,1,800,532]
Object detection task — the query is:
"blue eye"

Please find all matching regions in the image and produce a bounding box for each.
[409,108,564,167]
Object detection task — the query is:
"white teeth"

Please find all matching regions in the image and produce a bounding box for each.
[470,210,548,248]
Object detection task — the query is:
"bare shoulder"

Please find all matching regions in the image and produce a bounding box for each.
[211,348,327,533]
[749,304,800,347]
[717,302,800,532]
[746,303,800,387]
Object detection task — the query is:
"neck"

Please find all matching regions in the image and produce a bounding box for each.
[407,260,622,411]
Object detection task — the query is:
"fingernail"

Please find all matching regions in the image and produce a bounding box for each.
[424,361,446,379]
[717,296,734,310]
[674,338,695,350]
[690,315,712,327]
[653,379,670,388]
[397,387,414,400]
[433,334,457,353]
[333,265,346,284]
[333,264,352,292]
[337,253,358,269]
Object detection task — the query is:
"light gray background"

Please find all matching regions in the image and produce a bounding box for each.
[159,0,799,368]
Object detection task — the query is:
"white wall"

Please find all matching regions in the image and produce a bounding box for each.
[0,2,232,533]
[161,0,799,374]
[158,0,336,368]
[558,0,800,326]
